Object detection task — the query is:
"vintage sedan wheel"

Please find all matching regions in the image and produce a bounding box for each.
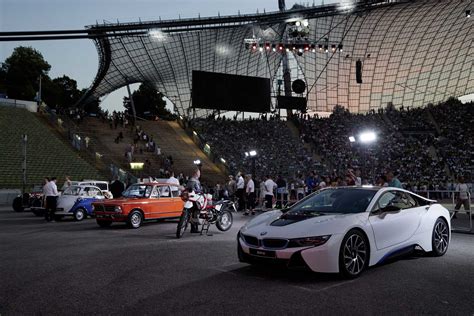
[128,210,143,229]
[12,197,24,212]
[339,229,369,279]
[74,208,86,221]
[431,218,449,257]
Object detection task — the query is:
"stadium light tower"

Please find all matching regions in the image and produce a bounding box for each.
[245,150,258,175]
[193,159,202,171]
[358,131,377,144]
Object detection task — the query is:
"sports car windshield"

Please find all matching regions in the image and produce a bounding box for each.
[122,184,153,198]
[287,188,377,216]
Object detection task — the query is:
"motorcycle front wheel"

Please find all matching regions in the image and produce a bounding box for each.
[216,210,233,232]
[176,209,190,239]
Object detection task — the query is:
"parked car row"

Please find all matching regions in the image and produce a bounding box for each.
[13,181,185,228]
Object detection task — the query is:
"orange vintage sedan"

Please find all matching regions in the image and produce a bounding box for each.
[92,182,184,228]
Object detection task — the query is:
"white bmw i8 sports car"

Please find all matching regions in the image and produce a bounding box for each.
[237,187,450,278]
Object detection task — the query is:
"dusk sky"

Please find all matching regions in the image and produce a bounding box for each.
[0,0,339,111]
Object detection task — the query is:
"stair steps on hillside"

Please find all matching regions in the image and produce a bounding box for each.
[139,120,226,185]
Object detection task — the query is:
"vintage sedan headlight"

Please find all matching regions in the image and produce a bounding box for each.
[114,206,122,213]
[288,235,331,248]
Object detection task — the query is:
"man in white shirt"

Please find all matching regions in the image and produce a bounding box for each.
[244,174,255,216]
[44,177,59,222]
[166,172,180,196]
[235,172,245,211]
[454,177,470,218]
[264,175,277,209]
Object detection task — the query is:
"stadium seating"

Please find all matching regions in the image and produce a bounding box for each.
[0,107,103,189]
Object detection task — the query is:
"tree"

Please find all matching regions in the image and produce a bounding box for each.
[126,83,174,120]
[1,46,51,100]
[42,75,82,109]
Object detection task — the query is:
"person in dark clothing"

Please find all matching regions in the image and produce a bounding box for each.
[110,176,125,198]
[186,168,202,233]
[275,175,287,209]
[44,177,59,222]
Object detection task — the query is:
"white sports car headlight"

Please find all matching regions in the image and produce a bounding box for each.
[288,235,331,248]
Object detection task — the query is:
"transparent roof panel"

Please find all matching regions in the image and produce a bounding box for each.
[85,0,474,114]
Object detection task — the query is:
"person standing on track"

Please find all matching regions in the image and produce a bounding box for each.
[244,174,256,216]
[235,172,245,211]
[44,177,59,222]
[263,175,277,210]
[186,168,202,233]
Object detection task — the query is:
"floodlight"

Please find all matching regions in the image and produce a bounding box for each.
[193,159,201,165]
[220,158,226,163]
[359,131,376,143]
[149,29,168,42]
[245,152,249,157]
[349,136,356,143]
[249,150,257,157]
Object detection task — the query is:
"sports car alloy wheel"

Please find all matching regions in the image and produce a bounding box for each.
[432,218,449,256]
[340,230,368,278]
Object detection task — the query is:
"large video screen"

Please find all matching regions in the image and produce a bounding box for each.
[192,71,271,113]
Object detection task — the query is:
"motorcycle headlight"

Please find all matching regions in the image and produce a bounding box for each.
[288,235,331,248]
[114,206,122,213]
[181,191,189,202]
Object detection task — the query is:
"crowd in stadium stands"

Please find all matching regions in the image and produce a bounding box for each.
[430,100,474,177]
[190,116,322,179]
[190,99,472,199]
[50,97,472,206]
[295,105,448,187]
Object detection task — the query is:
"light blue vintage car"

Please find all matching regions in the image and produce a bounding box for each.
[55,185,106,221]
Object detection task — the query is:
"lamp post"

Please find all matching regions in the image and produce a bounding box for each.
[22,134,27,195]
[245,150,258,176]
[193,159,202,171]
[348,131,376,184]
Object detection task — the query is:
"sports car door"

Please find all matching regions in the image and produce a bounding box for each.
[369,191,424,250]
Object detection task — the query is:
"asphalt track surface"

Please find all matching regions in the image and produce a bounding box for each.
[0,206,473,315]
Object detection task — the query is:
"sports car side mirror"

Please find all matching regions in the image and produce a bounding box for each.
[381,205,401,213]
[372,204,401,215]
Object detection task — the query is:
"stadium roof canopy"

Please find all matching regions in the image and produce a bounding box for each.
[82,0,473,115]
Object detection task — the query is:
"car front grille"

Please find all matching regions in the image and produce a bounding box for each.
[242,234,289,249]
[242,234,259,247]
[262,238,289,249]
[104,206,116,212]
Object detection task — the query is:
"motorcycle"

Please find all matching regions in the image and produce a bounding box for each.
[176,190,236,238]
